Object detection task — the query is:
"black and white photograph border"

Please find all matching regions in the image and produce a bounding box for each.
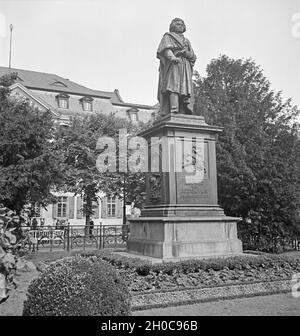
[0,0,300,320]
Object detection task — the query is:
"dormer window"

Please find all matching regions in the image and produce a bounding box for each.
[80,96,93,112]
[83,101,92,111]
[131,112,138,122]
[127,108,139,123]
[56,93,69,109]
[59,98,68,109]
[51,81,68,87]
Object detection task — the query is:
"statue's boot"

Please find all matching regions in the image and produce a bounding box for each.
[170,93,179,114]
[182,95,193,114]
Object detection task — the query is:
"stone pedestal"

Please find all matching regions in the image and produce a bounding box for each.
[127,114,243,260]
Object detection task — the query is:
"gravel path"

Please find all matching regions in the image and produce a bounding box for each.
[133,293,300,316]
[0,270,39,316]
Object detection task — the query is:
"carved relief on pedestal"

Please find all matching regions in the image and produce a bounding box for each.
[148,172,162,204]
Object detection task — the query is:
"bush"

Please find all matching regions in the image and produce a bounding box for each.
[22,256,131,316]
[0,205,27,302]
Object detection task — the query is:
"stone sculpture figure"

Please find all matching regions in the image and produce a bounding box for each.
[157,18,197,116]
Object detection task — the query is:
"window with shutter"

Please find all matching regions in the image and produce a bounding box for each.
[76,196,83,219]
[52,203,58,219]
[116,199,123,218]
[101,197,107,218]
[92,200,99,219]
[69,197,75,219]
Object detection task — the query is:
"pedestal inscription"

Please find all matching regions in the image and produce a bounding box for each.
[177,174,210,203]
[175,137,210,204]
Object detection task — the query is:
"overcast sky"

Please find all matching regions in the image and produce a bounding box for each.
[0,0,299,108]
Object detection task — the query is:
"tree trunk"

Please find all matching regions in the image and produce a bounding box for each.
[123,175,127,225]
[85,193,92,227]
[123,199,126,225]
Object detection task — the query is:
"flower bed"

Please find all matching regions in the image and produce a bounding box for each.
[79,251,300,293]
[32,251,300,311]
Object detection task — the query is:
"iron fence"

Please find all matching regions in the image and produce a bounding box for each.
[20,224,129,252]
[239,233,300,253]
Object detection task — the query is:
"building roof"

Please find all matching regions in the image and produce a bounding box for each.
[92,89,123,104]
[10,82,59,115]
[112,101,157,110]
[0,66,156,110]
[0,66,122,102]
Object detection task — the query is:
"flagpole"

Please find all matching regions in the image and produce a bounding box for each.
[9,24,13,68]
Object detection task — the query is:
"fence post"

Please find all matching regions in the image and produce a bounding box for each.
[95,225,98,250]
[67,223,70,251]
[99,223,103,249]
[83,225,86,251]
[36,230,39,252]
[50,227,53,252]
[70,226,73,250]
[28,231,31,252]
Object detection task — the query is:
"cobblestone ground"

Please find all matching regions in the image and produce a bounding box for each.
[133,293,300,316]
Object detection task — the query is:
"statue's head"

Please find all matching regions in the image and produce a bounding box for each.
[169,18,186,33]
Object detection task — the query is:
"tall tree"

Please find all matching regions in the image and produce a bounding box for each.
[194,55,300,251]
[105,119,153,223]
[0,74,64,214]
[55,112,148,226]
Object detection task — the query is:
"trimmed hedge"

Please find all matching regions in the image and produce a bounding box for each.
[76,251,300,294]
[80,250,300,276]
[23,256,131,316]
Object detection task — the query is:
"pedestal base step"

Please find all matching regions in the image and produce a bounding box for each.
[127,239,242,260]
[127,216,243,259]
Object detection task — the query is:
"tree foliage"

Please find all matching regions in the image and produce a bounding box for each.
[104,120,153,221]
[194,55,300,251]
[0,74,64,213]
[55,113,148,225]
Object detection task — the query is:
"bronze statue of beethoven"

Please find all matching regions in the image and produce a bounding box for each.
[157,18,197,116]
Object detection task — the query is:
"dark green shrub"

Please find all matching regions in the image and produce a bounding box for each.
[0,205,27,301]
[136,264,151,276]
[22,256,131,316]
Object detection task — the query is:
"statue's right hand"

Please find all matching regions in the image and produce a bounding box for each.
[172,57,181,64]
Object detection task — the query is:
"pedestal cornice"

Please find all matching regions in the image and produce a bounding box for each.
[139,113,223,138]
